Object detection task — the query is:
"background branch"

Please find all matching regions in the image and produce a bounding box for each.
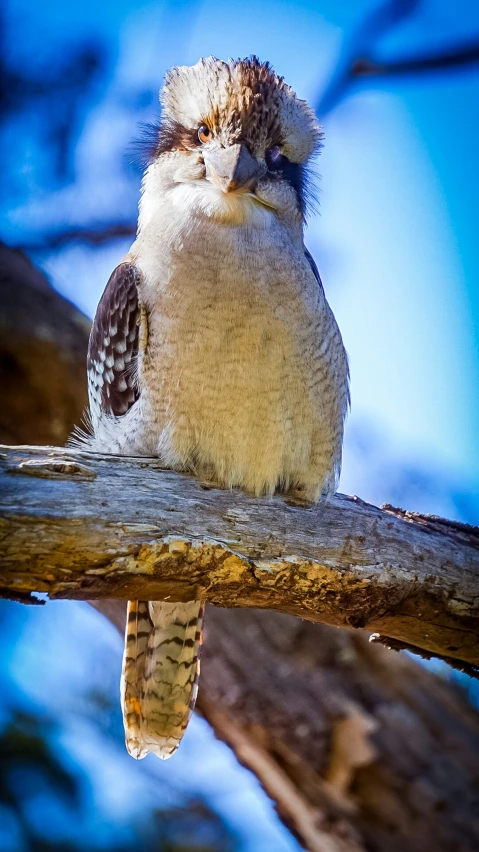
[317,0,479,114]
[14,223,137,254]
[97,597,479,852]
[9,3,479,258]
[352,41,479,78]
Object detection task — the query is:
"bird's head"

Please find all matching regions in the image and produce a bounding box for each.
[141,56,323,228]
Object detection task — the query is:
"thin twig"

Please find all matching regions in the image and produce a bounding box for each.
[16,223,136,254]
[352,41,479,78]
[317,0,479,115]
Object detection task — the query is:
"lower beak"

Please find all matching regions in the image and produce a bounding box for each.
[204,144,264,193]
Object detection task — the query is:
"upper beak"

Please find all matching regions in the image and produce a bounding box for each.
[204,144,264,193]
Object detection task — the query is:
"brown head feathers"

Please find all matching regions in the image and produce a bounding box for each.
[142,57,322,163]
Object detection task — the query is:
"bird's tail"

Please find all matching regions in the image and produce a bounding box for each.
[121,599,204,760]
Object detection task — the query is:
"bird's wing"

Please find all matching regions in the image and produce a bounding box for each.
[305,246,351,416]
[304,247,324,291]
[87,262,204,762]
[87,262,142,425]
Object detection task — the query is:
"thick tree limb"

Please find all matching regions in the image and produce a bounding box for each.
[1,443,478,669]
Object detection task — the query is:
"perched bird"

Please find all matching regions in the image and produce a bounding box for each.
[83,56,349,761]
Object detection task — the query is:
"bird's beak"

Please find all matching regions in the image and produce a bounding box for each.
[204,144,265,193]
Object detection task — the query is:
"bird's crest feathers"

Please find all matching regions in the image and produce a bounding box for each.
[160,55,322,164]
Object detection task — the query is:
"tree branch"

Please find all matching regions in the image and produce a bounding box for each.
[14,223,136,254]
[1,443,478,670]
[317,0,479,115]
[351,41,479,78]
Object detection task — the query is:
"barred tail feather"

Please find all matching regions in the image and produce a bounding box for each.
[121,600,204,760]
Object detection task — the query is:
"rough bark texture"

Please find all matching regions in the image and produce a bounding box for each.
[199,610,479,852]
[2,243,479,851]
[1,443,479,672]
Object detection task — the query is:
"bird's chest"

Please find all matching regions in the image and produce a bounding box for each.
[138,245,317,476]
[144,257,306,414]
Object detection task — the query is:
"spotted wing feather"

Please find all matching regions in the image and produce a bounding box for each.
[89,261,204,762]
[87,262,141,426]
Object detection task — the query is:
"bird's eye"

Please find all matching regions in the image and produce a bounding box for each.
[198,124,211,143]
[266,146,284,169]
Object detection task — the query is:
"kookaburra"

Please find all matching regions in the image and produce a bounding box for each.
[84,56,349,760]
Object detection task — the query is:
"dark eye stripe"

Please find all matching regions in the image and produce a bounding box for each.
[143,121,306,214]
[266,145,282,166]
[278,160,303,200]
[155,119,202,156]
[266,148,304,212]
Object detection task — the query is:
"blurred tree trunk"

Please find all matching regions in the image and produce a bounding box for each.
[0,243,90,445]
[2,242,478,852]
